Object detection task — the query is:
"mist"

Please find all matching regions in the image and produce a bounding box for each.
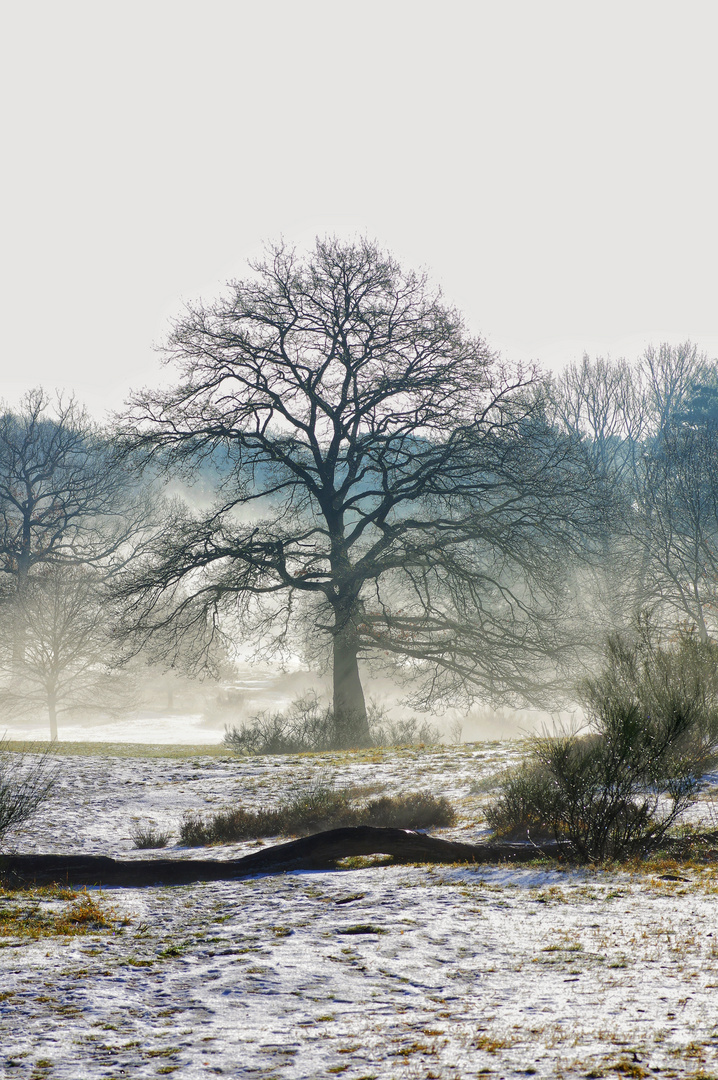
[3,333,712,748]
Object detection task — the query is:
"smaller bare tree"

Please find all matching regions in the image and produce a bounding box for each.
[0,567,135,740]
[0,389,166,738]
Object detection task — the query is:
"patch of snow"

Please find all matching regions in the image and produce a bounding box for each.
[2,743,718,1078]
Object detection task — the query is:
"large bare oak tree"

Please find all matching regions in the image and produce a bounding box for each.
[119,239,604,746]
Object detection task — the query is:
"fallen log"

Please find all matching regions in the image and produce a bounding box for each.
[0,826,567,888]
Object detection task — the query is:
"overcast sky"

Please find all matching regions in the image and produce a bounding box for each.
[2,1,717,420]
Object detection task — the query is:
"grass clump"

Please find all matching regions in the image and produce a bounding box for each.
[223,694,439,755]
[337,924,388,935]
[0,738,56,848]
[179,779,455,846]
[486,619,718,861]
[130,822,173,849]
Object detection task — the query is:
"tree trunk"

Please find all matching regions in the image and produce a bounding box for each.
[693,587,710,643]
[48,693,58,742]
[332,626,370,748]
[11,593,27,665]
[12,543,31,663]
[11,628,26,665]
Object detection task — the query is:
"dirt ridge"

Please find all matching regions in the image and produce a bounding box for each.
[1,826,565,887]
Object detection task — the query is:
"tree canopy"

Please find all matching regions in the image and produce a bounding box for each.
[119,239,605,745]
[0,389,153,591]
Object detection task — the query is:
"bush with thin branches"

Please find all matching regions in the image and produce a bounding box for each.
[223,694,440,755]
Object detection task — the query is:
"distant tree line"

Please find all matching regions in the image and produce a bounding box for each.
[1,241,716,745]
[549,341,718,641]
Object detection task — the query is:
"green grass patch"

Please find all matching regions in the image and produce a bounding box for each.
[1,740,231,760]
[1,737,499,762]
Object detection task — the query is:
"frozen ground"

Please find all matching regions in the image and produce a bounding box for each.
[2,742,718,1079]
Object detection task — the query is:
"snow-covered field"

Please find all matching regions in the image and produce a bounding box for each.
[2,741,718,1079]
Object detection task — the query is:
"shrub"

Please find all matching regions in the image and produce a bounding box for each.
[179,777,455,846]
[223,694,440,755]
[368,715,441,747]
[584,618,718,759]
[486,620,718,861]
[484,762,560,842]
[223,694,335,755]
[0,740,57,849]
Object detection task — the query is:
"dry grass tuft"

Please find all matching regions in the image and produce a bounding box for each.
[130,822,173,849]
[179,783,455,846]
[0,885,128,939]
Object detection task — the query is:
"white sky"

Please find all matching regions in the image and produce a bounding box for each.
[2,0,717,421]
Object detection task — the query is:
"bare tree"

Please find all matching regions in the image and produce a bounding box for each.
[636,381,718,640]
[640,341,712,440]
[549,353,645,485]
[629,344,718,636]
[118,239,605,746]
[547,354,649,630]
[0,567,135,740]
[0,390,160,736]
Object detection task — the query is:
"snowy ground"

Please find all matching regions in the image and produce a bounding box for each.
[2,742,718,1079]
